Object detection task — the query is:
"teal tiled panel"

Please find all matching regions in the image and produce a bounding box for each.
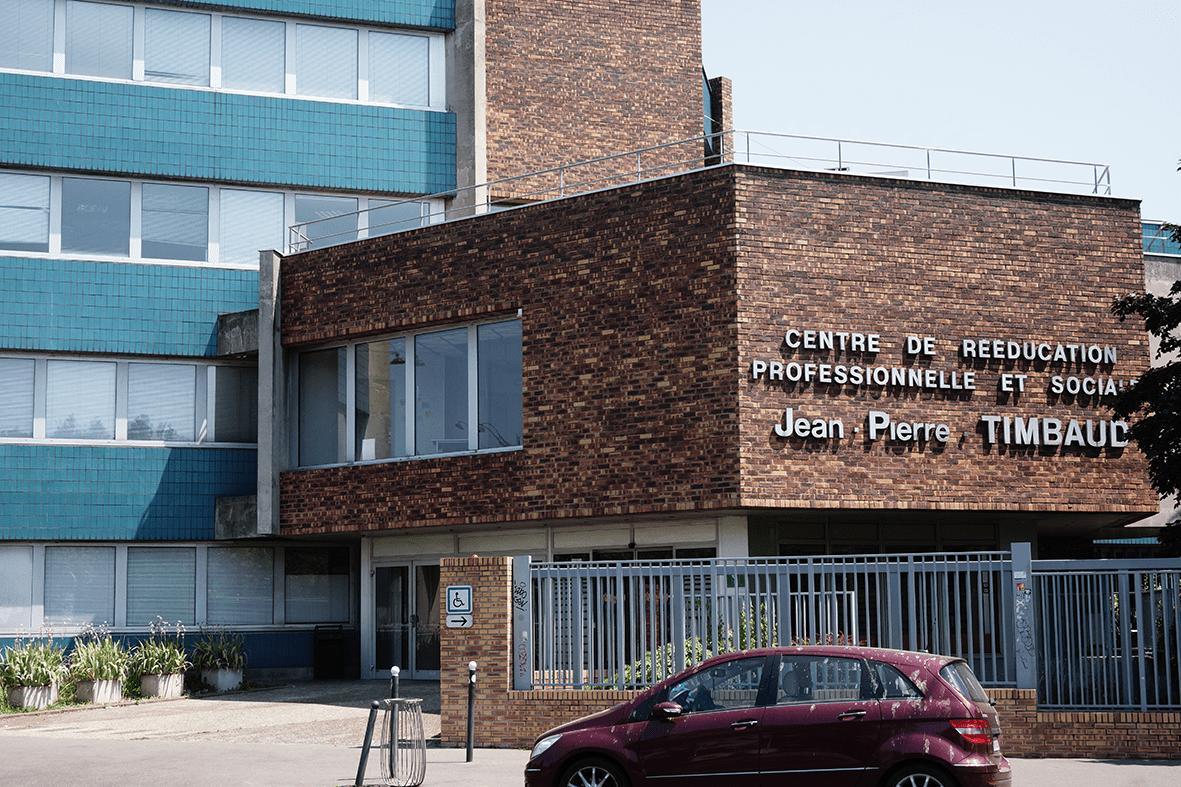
[0,445,257,541]
[151,0,454,29]
[0,74,457,196]
[0,258,257,357]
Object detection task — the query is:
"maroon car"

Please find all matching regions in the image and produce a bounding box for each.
[525,645,1011,787]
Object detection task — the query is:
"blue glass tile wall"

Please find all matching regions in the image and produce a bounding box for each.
[0,258,257,357]
[0,75,457,196]
[0,446,257,541]
[149,0,454,30]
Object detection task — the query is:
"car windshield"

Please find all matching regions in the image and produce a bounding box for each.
[939,661,989,703]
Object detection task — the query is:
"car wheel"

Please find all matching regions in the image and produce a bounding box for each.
[885,763,959,787]
[559,757,629,787]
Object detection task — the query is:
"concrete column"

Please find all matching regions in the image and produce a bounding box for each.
[1011,542,1036,690]
[256,249,286,536]
[447,0,487,215]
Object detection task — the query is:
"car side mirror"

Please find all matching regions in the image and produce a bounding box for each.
[652,701,684,721]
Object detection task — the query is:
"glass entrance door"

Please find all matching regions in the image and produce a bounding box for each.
[375,564,441,679]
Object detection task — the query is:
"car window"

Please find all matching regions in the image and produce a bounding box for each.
[939,661,989,703]
[871,661,922,699]
[776,655,867,704]
[666,656,766,713]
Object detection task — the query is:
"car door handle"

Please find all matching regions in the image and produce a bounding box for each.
[731,719,759,730]
[838,710,867,721]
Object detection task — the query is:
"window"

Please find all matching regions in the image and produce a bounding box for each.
[127,363,196,441]
[415,327,468,456]
[207,547,273,625]
[61,177,130,256]
[872,661,922,699]
[368,199,426,238]
[0,0,53,72]
[221,16,285,93]
[369,32,428,106]
[356,337,409,461]
[0,546,34,629]
[220,188,285,265]
[667,656,767,713]
[46,360,116,439]
[127,547,196,625]
[65,0,133,80]
[0,173,50,253]
[214,365,258,443]
[297,24,357,99]
[45,546,116,624]
[478,321,523,449]
[299,347,347,466]
[141,183,209,261]
[144,8,209,86]
[776,655,867,704]
[294,194,358,250]
[285,547,350,623]
[0,358,34,437]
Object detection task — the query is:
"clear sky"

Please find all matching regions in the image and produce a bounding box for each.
[702,1,1180,222]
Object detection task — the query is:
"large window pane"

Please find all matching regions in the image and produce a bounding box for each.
[219,189,283,265]
[221,16,285,93]
[127,547,195,625]
[214,365,258,443]
[142,183,208,261]
[0,0,54,72]
[356,338,408,461]
[295,194,358,250]
[46,360,115,439]
[207,547,273,625]
[0,358,34,438]
[299,347,346,466]
[478,320,523,448]
[368,31,428,106]
[415,328,468,455]
[368,199,424,238]
[285,547,350,623]
[61,177,130,256]
[45,546,115,624]
[0,546,33,629]
[297,24,357,99]
[0,173,50,252]
[65,0,132,80]
[144,9,209,85]
[128,363,195,441]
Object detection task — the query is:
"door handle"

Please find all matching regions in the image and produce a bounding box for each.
[731,719,759,730]
[838,710,867,721]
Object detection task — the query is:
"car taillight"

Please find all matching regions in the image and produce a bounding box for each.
[950,718,992,746]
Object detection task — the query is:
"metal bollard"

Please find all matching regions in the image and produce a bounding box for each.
[390,665,400,699]
[466,661,477,763]
[355,700,382,787]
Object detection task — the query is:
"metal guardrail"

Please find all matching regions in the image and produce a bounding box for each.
[528,552,1014,691]
[1033,559,1181,712]
[287,130,1113,254]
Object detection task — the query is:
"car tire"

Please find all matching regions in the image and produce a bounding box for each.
[559,756,630,787]
[884,763,960,787]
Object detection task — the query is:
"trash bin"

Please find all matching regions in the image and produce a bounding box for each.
[313,625,344,679]
[378,698,426,787]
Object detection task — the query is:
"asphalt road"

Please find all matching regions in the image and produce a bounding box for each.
[2,680,1178,786]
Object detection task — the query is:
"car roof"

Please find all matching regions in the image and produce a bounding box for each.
[696,645,960,672]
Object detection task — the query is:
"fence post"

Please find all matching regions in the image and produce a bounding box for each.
[512,556,532,690]
[1011,542,1036,690]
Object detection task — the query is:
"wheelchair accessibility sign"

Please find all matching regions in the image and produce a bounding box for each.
[446,585,473,628]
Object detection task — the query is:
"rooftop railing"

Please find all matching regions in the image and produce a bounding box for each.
[288,130,1113,254]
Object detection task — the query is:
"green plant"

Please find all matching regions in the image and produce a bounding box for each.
[131,618,189,676]
[0,632,68,688]
[191,627,247,672]
[69,626,130,683]
[617,638,712,686]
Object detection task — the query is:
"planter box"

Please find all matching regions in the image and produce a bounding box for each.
[140,673,184,699]
[201,668,243,692]
[77,679,122,705]
[6,683,59,710]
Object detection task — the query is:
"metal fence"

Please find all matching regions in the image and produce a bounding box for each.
[1034,559,1181,711]
[288,130,1112,254]
[528,552,1014,691]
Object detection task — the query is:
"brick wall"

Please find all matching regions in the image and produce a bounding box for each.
[279,165,1153,536]
[484,0,704,190]
[439,557,1181,757]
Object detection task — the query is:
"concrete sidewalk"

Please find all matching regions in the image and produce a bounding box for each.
[2,680,1178,786]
